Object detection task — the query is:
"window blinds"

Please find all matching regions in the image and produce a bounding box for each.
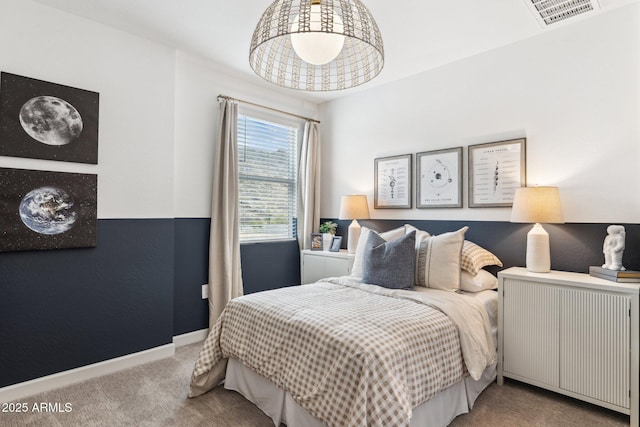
[237,114,298,242]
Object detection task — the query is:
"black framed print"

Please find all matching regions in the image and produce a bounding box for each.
[374,154,412,209]
[416,147,462,208]
[0,167,97,252]
[0,72,100,164]
[468,138,526,207]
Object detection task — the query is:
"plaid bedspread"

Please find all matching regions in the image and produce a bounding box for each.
[190,278,480,427]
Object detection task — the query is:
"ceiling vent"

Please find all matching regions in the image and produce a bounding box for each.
[524,0,601,26]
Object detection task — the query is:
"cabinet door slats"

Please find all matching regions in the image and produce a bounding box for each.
[503,279,560,387]
[560,289,630,408]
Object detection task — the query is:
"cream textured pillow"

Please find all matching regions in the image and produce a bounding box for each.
[351,226,406,277]
[460,241,503,276]
[460,269,498,292]
[404,224,430,247]
[415,226,468,291]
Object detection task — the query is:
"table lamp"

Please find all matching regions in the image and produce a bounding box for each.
[510,187,564,273]
[339,195,370,254]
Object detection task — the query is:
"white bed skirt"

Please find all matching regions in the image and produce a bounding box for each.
[225,357,497,427]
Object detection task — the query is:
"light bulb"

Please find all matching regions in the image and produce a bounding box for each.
[290,3,344,65]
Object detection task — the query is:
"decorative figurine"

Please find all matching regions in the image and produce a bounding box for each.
[602,225,626,271]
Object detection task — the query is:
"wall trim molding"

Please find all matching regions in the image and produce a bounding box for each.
[173,328,208,347]
[0,343,175,403]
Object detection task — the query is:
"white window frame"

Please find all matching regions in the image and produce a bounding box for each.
[237,106,303,243]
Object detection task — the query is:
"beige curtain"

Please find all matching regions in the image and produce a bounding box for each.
[297,121,321,250]
[208,99,243,327]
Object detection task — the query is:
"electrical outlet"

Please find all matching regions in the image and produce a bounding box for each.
[201,284,208,299]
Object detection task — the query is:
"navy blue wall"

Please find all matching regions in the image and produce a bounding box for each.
[1,217,301,389]
[173,218,301,336]
[240,239,301,293]
[326,219,640,274]
[2,216,637,389]
[173,218,209,336]
[0,219,174,388]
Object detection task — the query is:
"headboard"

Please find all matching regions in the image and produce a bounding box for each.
[324,219,640,274]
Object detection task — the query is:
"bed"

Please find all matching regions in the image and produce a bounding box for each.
[190,225,502,427]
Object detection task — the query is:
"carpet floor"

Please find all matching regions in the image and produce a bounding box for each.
[2,342,630,427]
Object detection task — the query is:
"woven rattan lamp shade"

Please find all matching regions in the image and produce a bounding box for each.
[250,0,384,91]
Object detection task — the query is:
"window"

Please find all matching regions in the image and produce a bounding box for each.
[237,111,300,242]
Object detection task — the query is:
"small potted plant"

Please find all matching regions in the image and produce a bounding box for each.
[319,221,338,251]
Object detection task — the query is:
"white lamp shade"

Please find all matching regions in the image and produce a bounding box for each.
[339,195,370,220]
[510,187,564,224]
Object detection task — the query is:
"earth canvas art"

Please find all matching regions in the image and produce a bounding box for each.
[0,72,99,164]
[0,168,97,252]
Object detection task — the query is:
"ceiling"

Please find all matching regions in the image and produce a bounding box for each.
[34,0,639,103]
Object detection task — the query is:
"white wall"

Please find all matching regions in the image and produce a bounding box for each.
[0,0,319,221]
[0,0,176,219]
[319,4,640,224]
[173,53,318,218]
[4,1,637,224]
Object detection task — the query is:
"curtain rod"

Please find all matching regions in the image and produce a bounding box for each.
[217,94,320,124]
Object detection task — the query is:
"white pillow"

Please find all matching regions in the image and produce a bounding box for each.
[460,269,498,292]
[404,224,430,248]
[351,226,406,277]
[415,226,468,291]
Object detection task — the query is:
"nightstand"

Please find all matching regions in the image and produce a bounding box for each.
[498,267,639,426]
[300,249,355,284]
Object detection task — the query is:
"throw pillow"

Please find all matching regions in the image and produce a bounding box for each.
[351,225,406,277]
[460,241,503,276]
[415,226,468,291]
[404,224,431,248]
[362,230,416,289]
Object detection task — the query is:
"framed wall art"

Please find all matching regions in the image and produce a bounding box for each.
[0,72,100,164]
[468,138,526,207]
[374,154,412,209]
[0,167,97,252]
[416,147,462,208]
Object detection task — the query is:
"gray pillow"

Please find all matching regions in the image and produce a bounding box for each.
[362,230,416,289]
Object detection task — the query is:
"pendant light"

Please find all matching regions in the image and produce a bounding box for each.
[250,0,384,91]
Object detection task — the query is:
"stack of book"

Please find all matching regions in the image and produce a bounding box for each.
[589,266,640,283]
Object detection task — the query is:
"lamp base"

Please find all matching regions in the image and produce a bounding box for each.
[526,223,550,273]
[347,219,361,254]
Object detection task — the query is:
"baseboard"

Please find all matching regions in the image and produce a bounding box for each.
[0,343,175,403]
[173,328,208,347]
[0,330,208,403]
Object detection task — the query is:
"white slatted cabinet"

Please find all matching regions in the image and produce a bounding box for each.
[498,267,639,426]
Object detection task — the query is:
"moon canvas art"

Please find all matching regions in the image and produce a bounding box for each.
[0,168,97,252]
[0,72,99,164]
[19,95,83,146]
